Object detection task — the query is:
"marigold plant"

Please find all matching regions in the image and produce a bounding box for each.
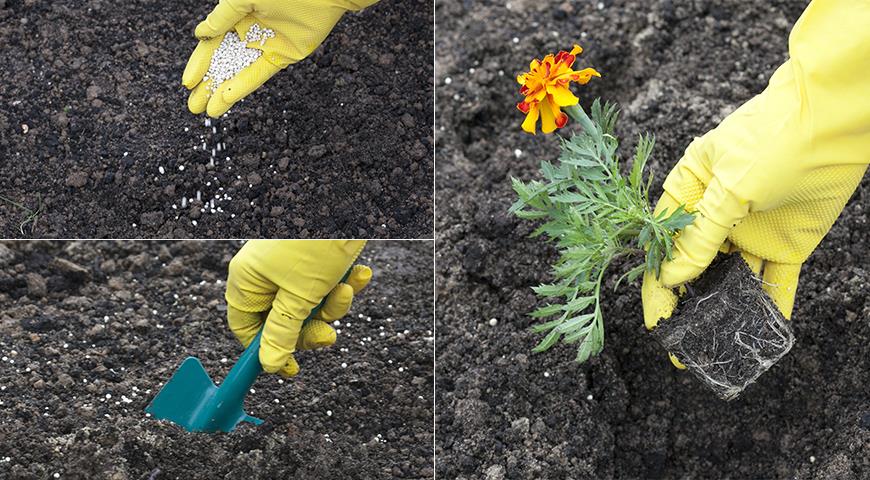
[510,45,694,363]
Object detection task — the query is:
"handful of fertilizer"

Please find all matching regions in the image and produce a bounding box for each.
[204,23,275,93]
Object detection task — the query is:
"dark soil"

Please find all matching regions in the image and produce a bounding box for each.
[0,0,433,239]
[653,253,794,401]
[0,240,434,479]
[436,0,869,478]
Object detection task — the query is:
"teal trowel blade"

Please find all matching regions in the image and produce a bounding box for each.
[146,356,263,433]
[146,267,353,433]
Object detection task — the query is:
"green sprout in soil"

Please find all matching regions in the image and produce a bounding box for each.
[0,193,43,235]
[510,100,694,363]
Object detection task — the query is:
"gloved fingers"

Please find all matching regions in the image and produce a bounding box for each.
[642,193,683,329]
[740,251,764,276]
[717,236,736,255]
[278,354,300,378]
[187,81,214,115]
[313,263,373,321]
[206,56,282,118]
[297,319,337,351]
[641,270,686,369]
[182,37,222,90]
[259,305,303,374]
[316,283,355,322]
[346,264,373,293]
[641,267,679,330]
[194,0,252,39]
[760,261,801,320]
[227,306,266,348]
[668,352,687,370]
[300,264,373,346]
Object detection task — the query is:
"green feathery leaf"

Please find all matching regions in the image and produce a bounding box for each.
[510,99,695,364]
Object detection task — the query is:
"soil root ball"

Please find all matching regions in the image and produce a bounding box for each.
[652,253,795,400]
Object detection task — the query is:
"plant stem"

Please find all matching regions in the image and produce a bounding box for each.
[565,104,594,132]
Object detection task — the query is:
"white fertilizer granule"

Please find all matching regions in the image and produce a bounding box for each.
[204,23,275,92]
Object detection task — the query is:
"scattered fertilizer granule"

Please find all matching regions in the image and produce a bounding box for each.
[204,23,275,93]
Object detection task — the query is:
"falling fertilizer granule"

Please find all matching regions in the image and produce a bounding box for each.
[204,24,275,92]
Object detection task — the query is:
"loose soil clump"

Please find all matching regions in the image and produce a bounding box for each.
[652,253,794,401]
[0,241,434,479]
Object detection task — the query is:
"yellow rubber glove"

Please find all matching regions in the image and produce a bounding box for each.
[225,240,372,377]
[642,0,870,368]
[182,0,380,117]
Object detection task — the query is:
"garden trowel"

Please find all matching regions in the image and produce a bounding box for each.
[145,269,351,433]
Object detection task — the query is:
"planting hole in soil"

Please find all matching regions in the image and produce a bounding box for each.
[651,253,795,401]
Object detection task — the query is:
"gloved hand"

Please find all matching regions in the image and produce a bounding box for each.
[642,0,869,367]
[182,0,380,117]
[225,240,372,377]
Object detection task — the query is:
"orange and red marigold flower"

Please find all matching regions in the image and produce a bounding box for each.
[516,44,601,134]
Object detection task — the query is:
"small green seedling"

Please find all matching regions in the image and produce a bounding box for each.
[0,193,43,235]
[510,100,694,363]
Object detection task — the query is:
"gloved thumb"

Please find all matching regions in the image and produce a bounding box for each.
[641,190,695,370]
[195,0,253,39]
[642,268,679,331]
[207,57,282,118]
[659,176,748,287]
[182,37,223,90]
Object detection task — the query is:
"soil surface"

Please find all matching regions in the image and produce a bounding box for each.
[654,253,794,401]
[0,0,433,239]
[435,1,869,478]
[0,240,434,479]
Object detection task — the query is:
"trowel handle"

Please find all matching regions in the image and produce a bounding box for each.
[222,268,354,392]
